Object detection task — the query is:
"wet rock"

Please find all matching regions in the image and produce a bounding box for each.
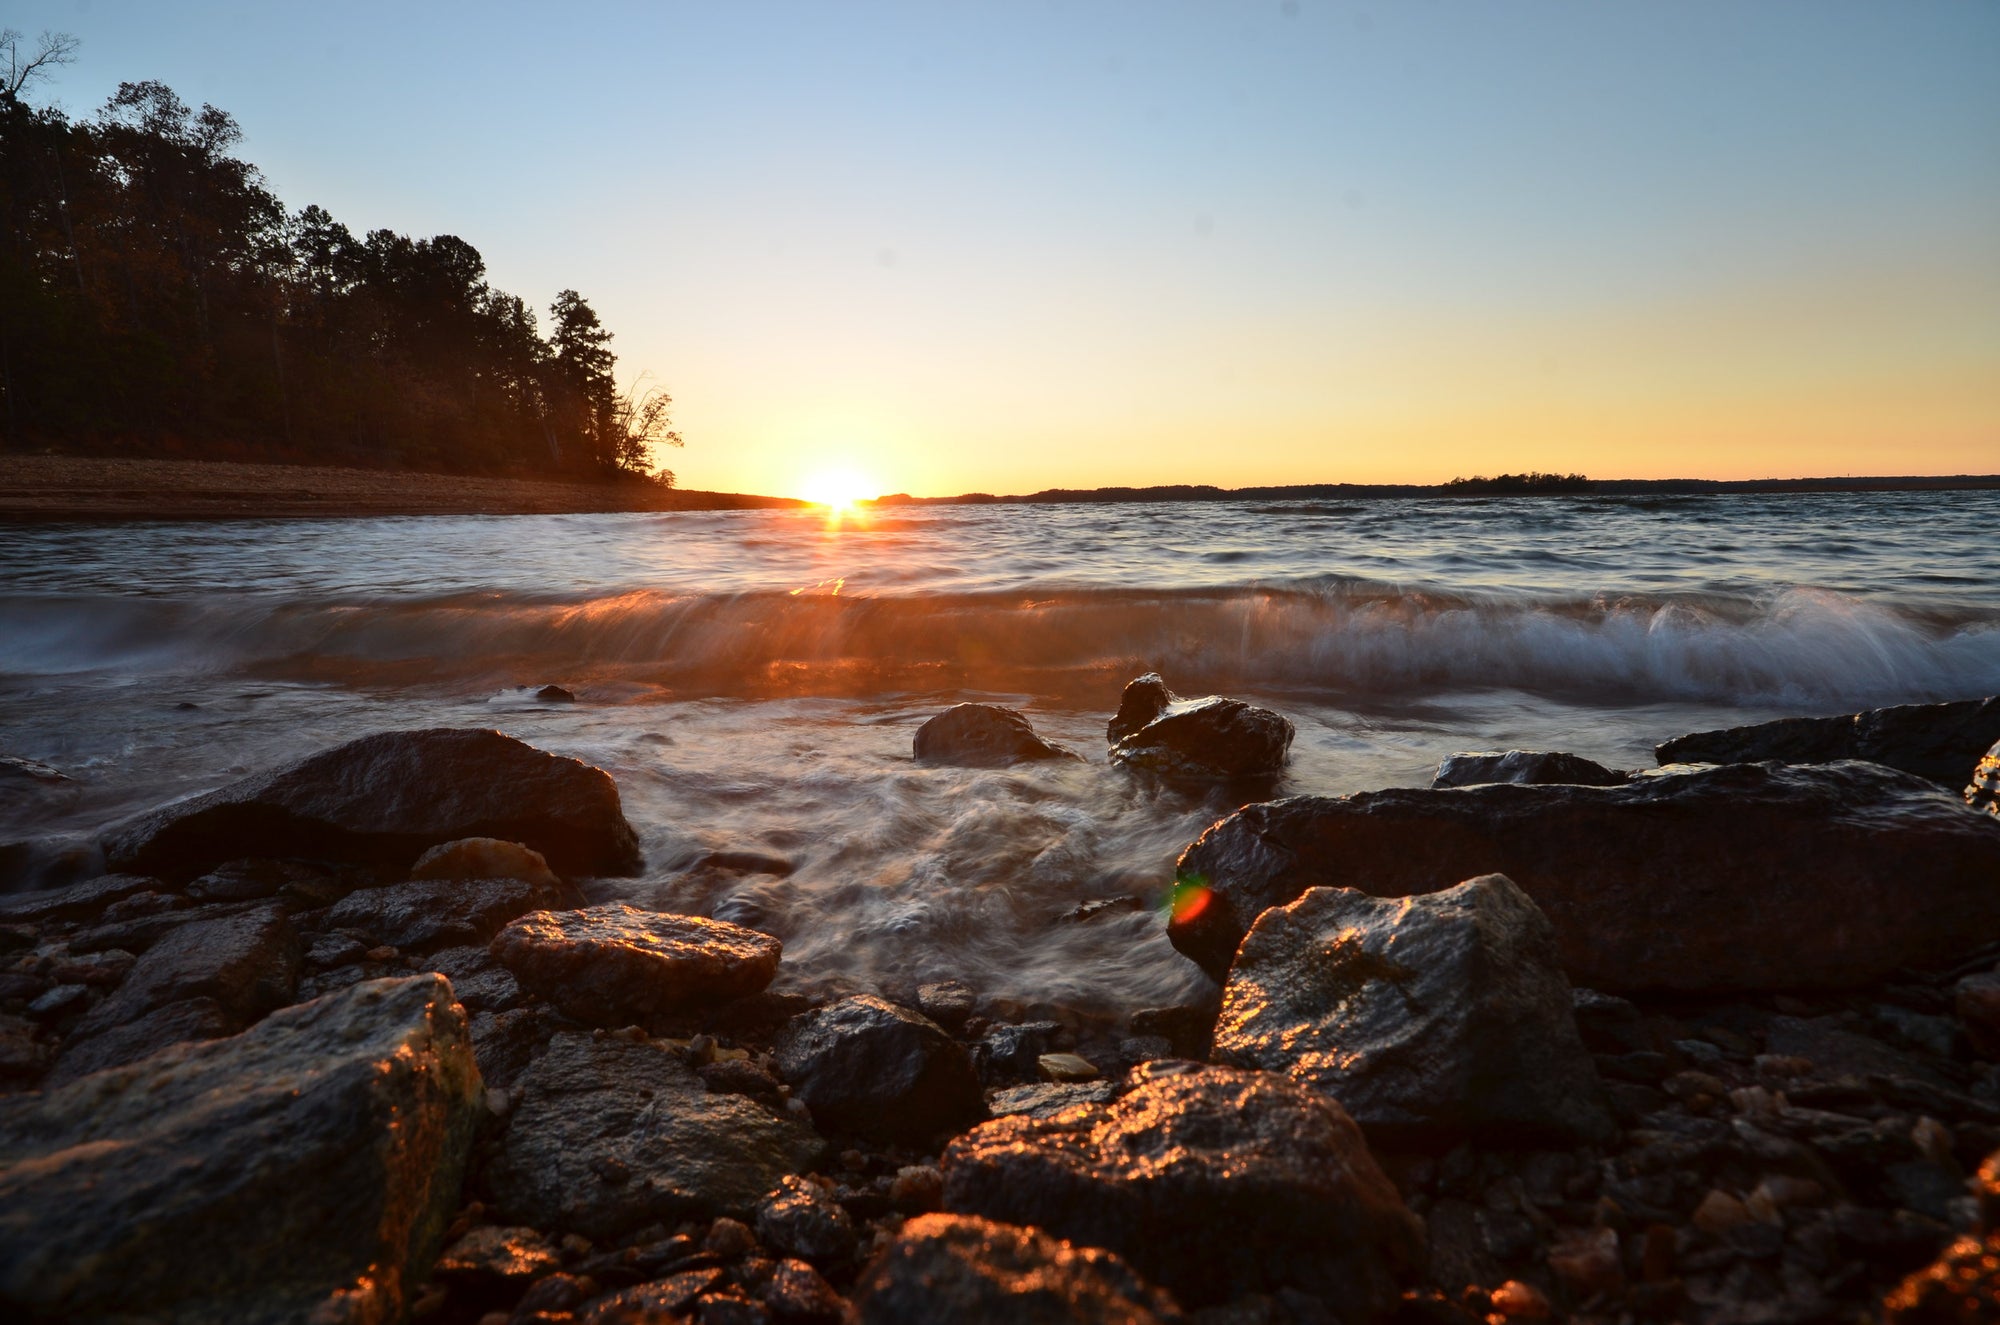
[485,1031,825,1239]
[1884,1233,2000,1322]
[941,1062,1424,1309]
[1655,694,2000,786]
[1059,895,1146,925]
[0,974,482,1324]
[1970,740,2000,819]
[1431,750,1626,788]
[535,684,577,703]
[101,727,643,881]
[987,1080,1120,1120]
[912,703,1081,767]
[0,752,70,788]
[1170,761,2000,991]
[0,872,160,924]
[492,903,781,1025]
[70,903,299,1043]
[582,1268,726,1321]
[46,996,235,1086]
[433,1224,563,1285]
[756,1175,858,1264]
[1214,875,1614,1144]
[1129,1003,1217,1060]
[774,995,985,1144]
[186,857,333,902]
[306,931,370,969]
[699,1056,786,1105]
[1039,1052,1101,1082]
[1106,675,1294,782]
[411,835,562,886]
[0,1013,46,1081]
[915,978,976,1033]
[690,849,797,878]
[1958,973,2000,1059]
[763,1257,845,1323]
[978,1019,1064,1080]
[327,875,556,953]
[850,1212,1186,1325]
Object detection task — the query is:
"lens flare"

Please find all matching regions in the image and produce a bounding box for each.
[1168,875,1213,924]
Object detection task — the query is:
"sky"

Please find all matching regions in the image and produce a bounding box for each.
[16,0,2000,497]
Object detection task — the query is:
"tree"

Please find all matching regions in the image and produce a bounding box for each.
[547,289,617,469]
[1,29,78,99]
[612,378,683,484]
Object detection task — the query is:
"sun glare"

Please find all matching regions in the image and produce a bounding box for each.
[800,469,875,512]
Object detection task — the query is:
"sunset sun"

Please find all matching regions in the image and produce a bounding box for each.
[800,469,875,512]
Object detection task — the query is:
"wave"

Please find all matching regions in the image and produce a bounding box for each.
[2,581,1995,709]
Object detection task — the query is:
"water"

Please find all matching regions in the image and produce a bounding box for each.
[3,491,1996,1016]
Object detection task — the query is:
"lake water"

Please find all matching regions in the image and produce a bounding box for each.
[3,491,1996,1015]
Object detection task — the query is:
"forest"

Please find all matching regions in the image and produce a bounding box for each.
[0,33,678,481]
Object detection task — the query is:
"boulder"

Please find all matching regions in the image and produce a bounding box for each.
[325,875,558,953]
[484,1031,825,1239]
[101,727,642,881]
[1170,761,2000,992]
[46,997,234,1087]
[1105,675,1293,781]
[69,903,299,1043]
[940,1062,1424,1309]
[410,836,561,886]
[1970,739,2000,819]
[1213,875,1613,1143]
[851,1213,1186,1325]
[1655,695,2000,786]
[1431,750,1626,788]
[490,903,781,1025]
[774,995,986,1144]
[757,1174,858,1264]
[912,704,1081,768]
[0,975,482,1325]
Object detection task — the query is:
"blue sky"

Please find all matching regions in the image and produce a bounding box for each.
[17,0,2000,495]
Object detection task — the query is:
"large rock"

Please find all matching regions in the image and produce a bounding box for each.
[325,875,558,953]
[490,903,781,1025]
[484,1031,825,1239]
[1213,875,1613,1143]
[1105,674,1294,781]
[0,975,482,1324]
[912,704,1081,768]
[1170,761,2000,992]
[941,1062,1423,1309]
[1431,750,1625,788]
[101,727,642,881]
[774,995,986,1144]
[1655,695,2000,786]
[69,903,299,1043]
[1970,739,2000,819]
[851,1213,1186,1325]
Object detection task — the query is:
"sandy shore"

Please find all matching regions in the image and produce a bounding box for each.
[0,456,802,521]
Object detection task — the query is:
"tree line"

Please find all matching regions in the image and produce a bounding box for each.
[0,31,679,481]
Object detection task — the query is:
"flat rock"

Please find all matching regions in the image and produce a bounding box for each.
[484,1031,825,1239]
[1170,761,2000,991]
[1431,750,1626,788]
[0,873,160,924]
[851,1213,1186,1325]
[1105,675,1293,781]
[774,995,986,1144]
[940,1062,1424,1309]
[0,974,482,1325]
[490,903,781,1025]
[1970,739,2000,819]
[987,1081,1120,1120]
[1213,874,1613,1143]
[1655,695,2000,786]
[912,704,1081,768]
[101,727,642,881]
[70,902,299,1042]
[326,875,556,953]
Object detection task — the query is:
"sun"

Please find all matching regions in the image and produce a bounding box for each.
[800,468,875,512]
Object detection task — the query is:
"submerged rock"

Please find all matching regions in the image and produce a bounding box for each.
[913,703,1081,767]
[1655,694,2000,786]
[1170,761,2000,992]
[774,995,986,1144]
[1105,674,1294,781]
[1431,749,1626,788]
[326,875,558,953]
[484,1031,825,1239]
[0,974,482,1325]
[851,1213,1186,1325]
[941,1062,1423,1309]
[1213,874,1613,1143]
[101,727,642,881]
[1970,739,2000,819]
[490,903,781,1025]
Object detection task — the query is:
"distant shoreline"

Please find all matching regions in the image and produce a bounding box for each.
[2,455,1996,522]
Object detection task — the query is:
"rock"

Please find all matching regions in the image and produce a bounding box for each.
[1959,973,2000,1059]
[774,995,985,1144]
[326,875,556,953]
[0,753,70,788]
[69,903,299,1043]
[690,849,796,878]
[432,1224,563,1285]
[535,684,577,703]
[1971,740,2000,819]
[1884,1233,2000,1322]
[485,1031,825,1240]
[581,1269,726,1321]
[1169,761,2000,991]
[101,727,642,881]
[492,903,781,1025]
[411,836,561,886]
[978,1020,1065,1080]
[916,979,976,1033]
[763,1257,846,1323]
[1106,675,1294,781]
[1431,750,1626,788]
[0,872,161,924]
[850,1213,1186,1325]
[186,857,335,902]
[0,975,482,1324]
[756,1175,858,1264]
[940,1063,1424,1309]
[1655,695,2000,786]
[987,1081,1119,1120]
[1213,875,1614,1144]
[46,996,235,1086]
[0,1014,46,1081]
[912,703,1081,767]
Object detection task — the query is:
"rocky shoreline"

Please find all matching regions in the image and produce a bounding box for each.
[1,687,1998,1323]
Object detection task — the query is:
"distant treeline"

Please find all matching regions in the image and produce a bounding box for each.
[0,35,677,480]
[1442,471,1592,493]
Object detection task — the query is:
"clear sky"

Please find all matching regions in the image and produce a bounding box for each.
[18,0,2000,497]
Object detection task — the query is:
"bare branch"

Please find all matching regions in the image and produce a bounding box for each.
[3,29,81,99]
